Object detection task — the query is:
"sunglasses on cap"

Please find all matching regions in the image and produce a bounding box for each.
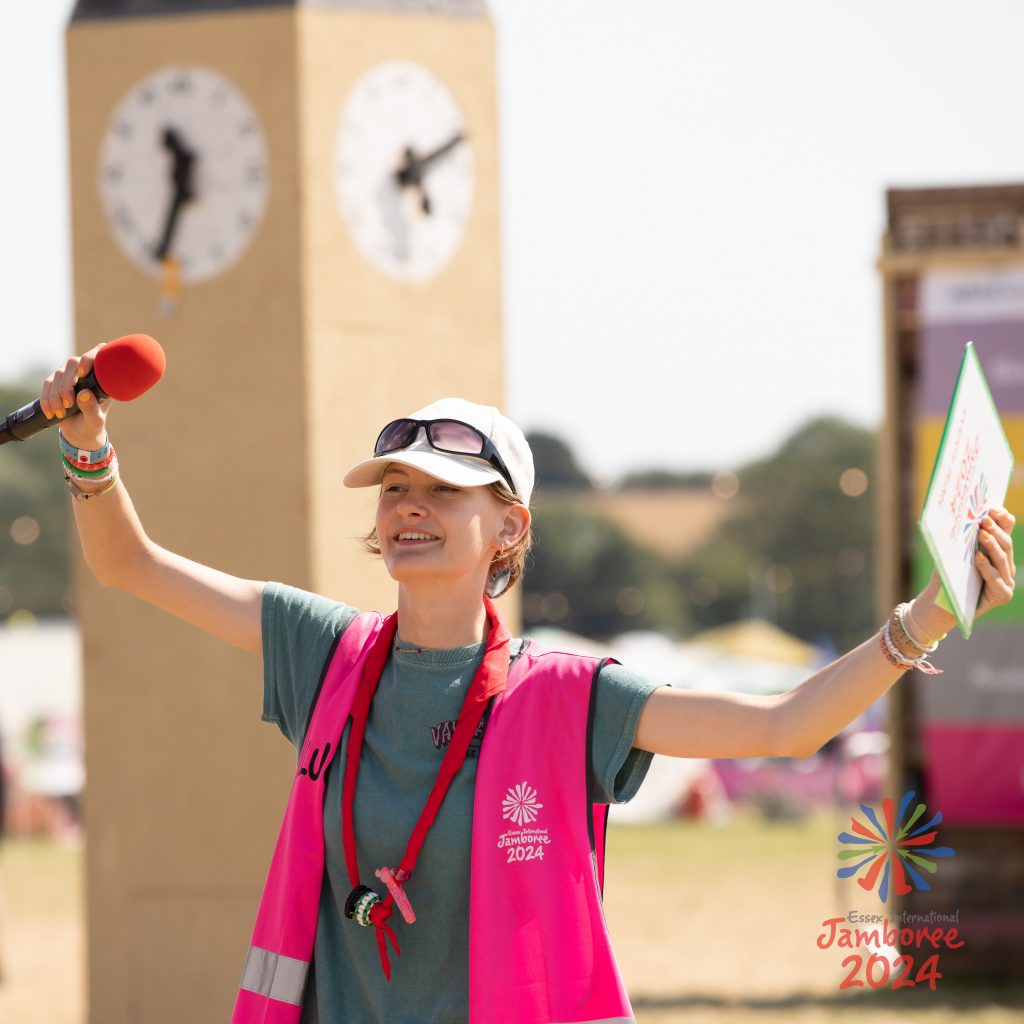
[374,418,518,497]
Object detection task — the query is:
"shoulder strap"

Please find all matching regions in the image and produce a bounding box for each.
[587,656,620,893]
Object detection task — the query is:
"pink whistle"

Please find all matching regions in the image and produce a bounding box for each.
[375,866,416,924]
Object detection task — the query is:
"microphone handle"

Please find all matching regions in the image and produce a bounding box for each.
[0,370,109,446]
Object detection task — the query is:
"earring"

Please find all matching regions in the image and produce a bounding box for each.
[485,566,512,599]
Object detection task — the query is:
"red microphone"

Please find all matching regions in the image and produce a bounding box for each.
[0,334,166,446]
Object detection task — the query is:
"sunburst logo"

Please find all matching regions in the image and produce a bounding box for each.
[502,781,543,826]
[837,791,955,904]
[962,472,989,564]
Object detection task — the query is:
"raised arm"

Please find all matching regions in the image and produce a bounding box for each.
[41,349,265,655]
[634,508,1016,760]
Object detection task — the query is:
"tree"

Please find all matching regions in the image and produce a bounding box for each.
[619,468,714,490]
[523,417,876,648]
[526,431,592,490]
[673,416,876,650]
[523,499,686,639]
[0,384,73,619]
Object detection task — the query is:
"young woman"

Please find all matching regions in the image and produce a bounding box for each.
[41,346,1016,1024]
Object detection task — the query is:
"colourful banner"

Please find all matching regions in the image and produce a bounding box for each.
[915,626,1024,723]
[915,268,1024,824]
[919,268,1024,415]
[921,724,1024,825]
[915,625,1024,820]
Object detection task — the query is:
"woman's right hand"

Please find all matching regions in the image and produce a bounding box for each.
[41,346,113,451]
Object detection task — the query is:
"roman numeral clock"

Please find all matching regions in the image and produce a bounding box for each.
[65,2,503,1022]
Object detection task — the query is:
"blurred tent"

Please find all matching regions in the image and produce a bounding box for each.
[687,617,820,667]
[0,619,80,754]
[527,621,836,824]
[526,621,825,698]
[0,619,83,838]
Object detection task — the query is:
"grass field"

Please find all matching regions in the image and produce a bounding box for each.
[0,836,85,1024]
[603,812,1024,1023]
[1,810,1021,1023]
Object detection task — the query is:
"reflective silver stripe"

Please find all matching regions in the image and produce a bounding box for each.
[548,1015,634,1024]
[548,1019,635,1023]
[239,945,309,1006]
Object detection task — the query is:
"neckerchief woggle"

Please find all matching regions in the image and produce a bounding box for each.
[340,595,511,979]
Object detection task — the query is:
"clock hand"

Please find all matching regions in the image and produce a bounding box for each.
[394,146,430,216]
[416,130,465,173]
[153,127,198,262]
[395,145,423,191]
[393,131,466,216]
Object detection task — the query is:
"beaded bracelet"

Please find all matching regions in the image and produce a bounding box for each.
[889,602,932,655]
[58,428,111,467]
[879,618,943,675]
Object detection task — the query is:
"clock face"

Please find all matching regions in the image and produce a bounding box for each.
[334,61,475,283]
[98,66,269,285]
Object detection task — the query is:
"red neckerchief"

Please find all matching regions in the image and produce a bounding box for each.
[340,596,511,979]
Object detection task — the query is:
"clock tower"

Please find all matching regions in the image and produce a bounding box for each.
[65,2,504,1021]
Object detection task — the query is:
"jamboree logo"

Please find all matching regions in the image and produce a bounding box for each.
[497,781,549,864]
[961,473,989,564]
[818,791,962,992]
[502,781,544,826]
[836,790,956,903]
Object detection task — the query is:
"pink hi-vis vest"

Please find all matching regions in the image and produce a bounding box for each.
[232,611,635,1024]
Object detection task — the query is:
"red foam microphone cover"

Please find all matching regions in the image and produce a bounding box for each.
[92,334,167,401]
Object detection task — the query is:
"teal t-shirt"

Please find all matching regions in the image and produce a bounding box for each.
[261,582,664,1024]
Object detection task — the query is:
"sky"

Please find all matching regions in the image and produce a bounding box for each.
[4,1,1024,481]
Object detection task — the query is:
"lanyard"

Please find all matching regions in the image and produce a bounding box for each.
[340,596,511,979]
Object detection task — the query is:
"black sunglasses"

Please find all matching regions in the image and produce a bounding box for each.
[374,418,517,496]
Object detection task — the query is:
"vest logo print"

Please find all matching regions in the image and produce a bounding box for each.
[502,781,543,825]
[498,782,550,864]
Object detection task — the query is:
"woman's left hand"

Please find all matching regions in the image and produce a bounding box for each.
[910,505,1016,640]
[974,505,1017,617]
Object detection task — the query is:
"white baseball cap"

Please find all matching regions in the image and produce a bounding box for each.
[343,397,535,506]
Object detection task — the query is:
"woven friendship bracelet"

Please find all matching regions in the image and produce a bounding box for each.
[880,619,943,675]
[63,463,120,502]
[66,461,117,486]
[877,628,902,669]
[58,428,111,467]
[886,607,922,660]
[879,624,917,669]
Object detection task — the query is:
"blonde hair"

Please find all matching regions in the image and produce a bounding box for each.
[361,481,533,597]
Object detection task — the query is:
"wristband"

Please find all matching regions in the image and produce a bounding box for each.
[58,428,111,466]
[63,449,117,476]
[899,601,945,651]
